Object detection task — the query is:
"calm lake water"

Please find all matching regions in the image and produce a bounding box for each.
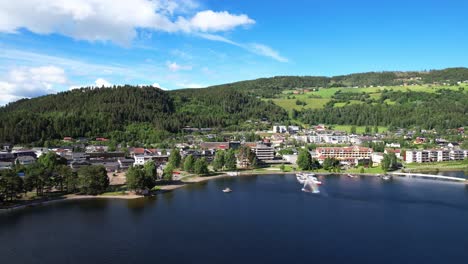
[1,172,468,264]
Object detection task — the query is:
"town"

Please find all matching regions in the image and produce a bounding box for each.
[1,123,467,204]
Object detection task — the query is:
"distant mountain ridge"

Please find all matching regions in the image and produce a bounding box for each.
[207,67,468,97]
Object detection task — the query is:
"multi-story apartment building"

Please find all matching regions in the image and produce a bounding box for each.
[405,149,466,163]
[315,146,373,165]
[253,143,275,161]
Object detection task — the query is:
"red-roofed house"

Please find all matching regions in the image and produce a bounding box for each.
[384,149,401,159]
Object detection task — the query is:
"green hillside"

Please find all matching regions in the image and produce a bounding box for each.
[0,86,287,143]
[0,67,467,144]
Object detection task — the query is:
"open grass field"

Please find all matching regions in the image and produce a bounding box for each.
[330,125,388,133]
[403,160,468,172]
[272,84,466,114]
[271,98,330,110]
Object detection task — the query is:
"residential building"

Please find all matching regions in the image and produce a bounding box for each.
[272,125,301,134]
[371,153,384,165]
[118,159,134,169]
[200,142,230,150]
[70,160,92,171]
[450,150,466,161]
[315,146,373,165]
[32,147,49,158]
[0,152,15,162]
[85,145,109,153]
[15,156,36,166]
[307,131,350,144]
[12,150,37,158]
[0,161,12,171]
[272,125,288,133]
[405,149,463,163]
[252,143,275,161]
[384,149,402,159]
[386,143,401,148]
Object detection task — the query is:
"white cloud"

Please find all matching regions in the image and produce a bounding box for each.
[248,43,289,63]
[166,61,192,72]
[0,66,67,105]
[95,78,112,87]
[0,0,255,45]
[177,10,255,32]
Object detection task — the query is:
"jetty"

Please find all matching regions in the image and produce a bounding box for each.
[390,172,466,182]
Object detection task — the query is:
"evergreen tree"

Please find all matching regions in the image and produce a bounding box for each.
[126,165,156,193]
[77,165,109,195]
[323,158,340,171]
[169,149,182,168]
[381,153,398,172]
[224,149,237,170]
[0,170,24,202]
[144,161,157,179]
[163,163,175,181]
[297,150,312,170]
[194,158,209,175]
[183,155,195,173]
[212,151,225,171]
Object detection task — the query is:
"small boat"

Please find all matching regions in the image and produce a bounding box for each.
[296,173,322,185]
[222,188,232,193]
[347,174,356,178]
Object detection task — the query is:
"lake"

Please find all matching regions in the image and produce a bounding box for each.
[1,172,468,264]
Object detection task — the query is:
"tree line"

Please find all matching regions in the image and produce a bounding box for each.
[0,152,110,204]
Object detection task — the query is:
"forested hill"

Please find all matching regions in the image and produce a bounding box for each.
[1,67,467,144]
[209,67,468,97]
[0,86,288,143]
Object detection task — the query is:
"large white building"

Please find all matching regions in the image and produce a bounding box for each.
[307,131,351,144]
[273,125,301,134]
[315,146,373,165]
[405,149,467,163]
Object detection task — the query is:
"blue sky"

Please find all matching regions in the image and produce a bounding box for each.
[0,0,467,105]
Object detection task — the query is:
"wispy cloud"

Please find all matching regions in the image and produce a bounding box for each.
[248,43,289,63]
[197,33,288,62]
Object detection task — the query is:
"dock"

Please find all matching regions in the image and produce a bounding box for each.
[390,172,466,182]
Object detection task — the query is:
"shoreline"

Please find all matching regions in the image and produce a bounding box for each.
[2,170,466,213]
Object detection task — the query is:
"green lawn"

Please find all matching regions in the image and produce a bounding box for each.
[330,125,388,134]
[404,160,468,172]
[346,166,385,174]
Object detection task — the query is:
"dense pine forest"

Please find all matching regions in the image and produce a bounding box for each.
[0,86,288,143]
[0,68,467,144]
